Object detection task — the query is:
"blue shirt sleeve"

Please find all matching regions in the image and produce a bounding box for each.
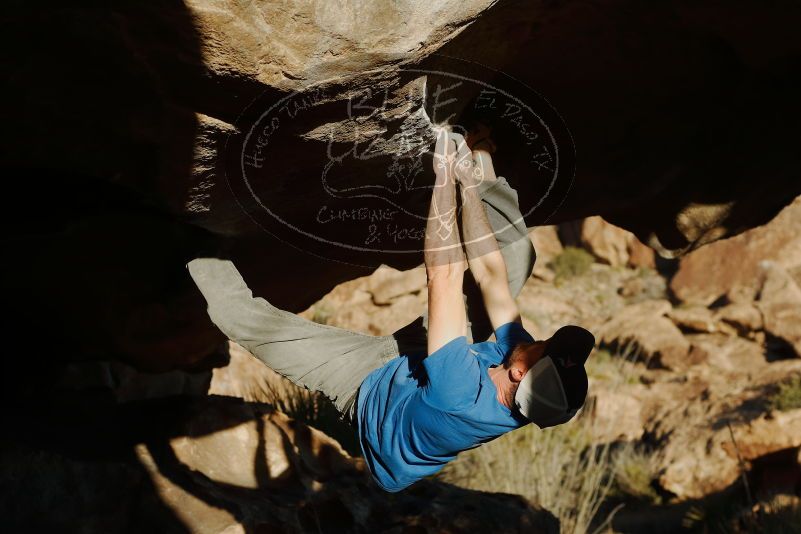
[421,336,480,410]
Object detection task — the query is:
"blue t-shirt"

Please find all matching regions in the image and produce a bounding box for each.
[356,321,533,492]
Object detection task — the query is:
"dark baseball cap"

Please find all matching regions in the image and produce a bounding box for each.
[514,325,595,428]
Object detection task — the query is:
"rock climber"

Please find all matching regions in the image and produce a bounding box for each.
[187,126,595,492]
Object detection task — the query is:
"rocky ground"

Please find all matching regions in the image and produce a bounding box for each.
[297,196,801,531]
[3,199,799,533]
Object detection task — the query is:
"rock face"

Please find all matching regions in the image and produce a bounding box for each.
[578,216,656,269]
[671,197,801,306]
[668,196,801,358]
[2,1,800,372]
[9,346,559,534]
[298,264,427,335]
[758,263,801,358]
[598,300,691,369]
[2,3,801,530]
[668,306,722,334]
[715,303,764,338]
[651,359,801,500]
[367,265,428,306]
[528,225,563,281]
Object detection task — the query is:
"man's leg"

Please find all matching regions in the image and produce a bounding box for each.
[187,258,398,422]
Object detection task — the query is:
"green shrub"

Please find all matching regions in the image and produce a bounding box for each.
[311,303,334,325]
[549,247,595,281]
[768,375,801,412]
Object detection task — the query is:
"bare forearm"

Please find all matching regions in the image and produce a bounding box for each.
[424,177,465,273]
[451,131,521,329]
[460,184,506,286]
[425,128,468,352]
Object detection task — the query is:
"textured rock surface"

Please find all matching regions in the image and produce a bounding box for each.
[3,2,801,530]
[758,263,801,357]
[671,197,801,306]
[528,225,563,281]
[367,264,428,305]
[598,299,691,369]
[298,264,427,335]
[579,216,656,268]
[668,306,723,334]
[587,386,646,442]
[580,216,632,267]
[714,302,764,338]
[652,360,801,500]
[7,356,559,534]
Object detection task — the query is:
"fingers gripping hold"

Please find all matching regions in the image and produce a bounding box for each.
[449,132,485,193]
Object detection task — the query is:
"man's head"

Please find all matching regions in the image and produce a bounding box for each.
[504,325,595,428]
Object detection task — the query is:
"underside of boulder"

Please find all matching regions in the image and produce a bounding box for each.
[2,1,800,370]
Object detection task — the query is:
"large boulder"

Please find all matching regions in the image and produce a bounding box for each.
[529,225,563,281]
[2,1,800,371]
[668,305,723,334]
[683,333,768,374]
[18,346,560,534]
[298,264,427,335]
[3,395,560,534]
[650,359,801,500]
[714,302,764,339]
[671,196,801,306]
[367,264,428,305]
[758,263,801,358]
[598,300,691,369]
[578,216,656,268]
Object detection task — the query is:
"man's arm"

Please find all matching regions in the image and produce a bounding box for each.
[451,133,522,330]
[425,128,468,355]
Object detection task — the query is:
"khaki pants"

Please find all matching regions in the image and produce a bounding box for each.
[188,177,535,428]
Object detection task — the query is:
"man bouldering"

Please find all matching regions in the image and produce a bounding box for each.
[187,126,595,492]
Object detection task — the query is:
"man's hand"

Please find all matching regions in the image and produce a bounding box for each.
[450,132,484,192]
[465,122,497,154]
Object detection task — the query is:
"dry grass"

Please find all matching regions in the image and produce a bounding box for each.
[585,348,642,386]
[262,381,360,455]
[438,410,619,533]
[611,446,661,504]
[760,494,801,534]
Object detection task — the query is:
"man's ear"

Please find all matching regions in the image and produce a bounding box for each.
[509,364,525,383]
